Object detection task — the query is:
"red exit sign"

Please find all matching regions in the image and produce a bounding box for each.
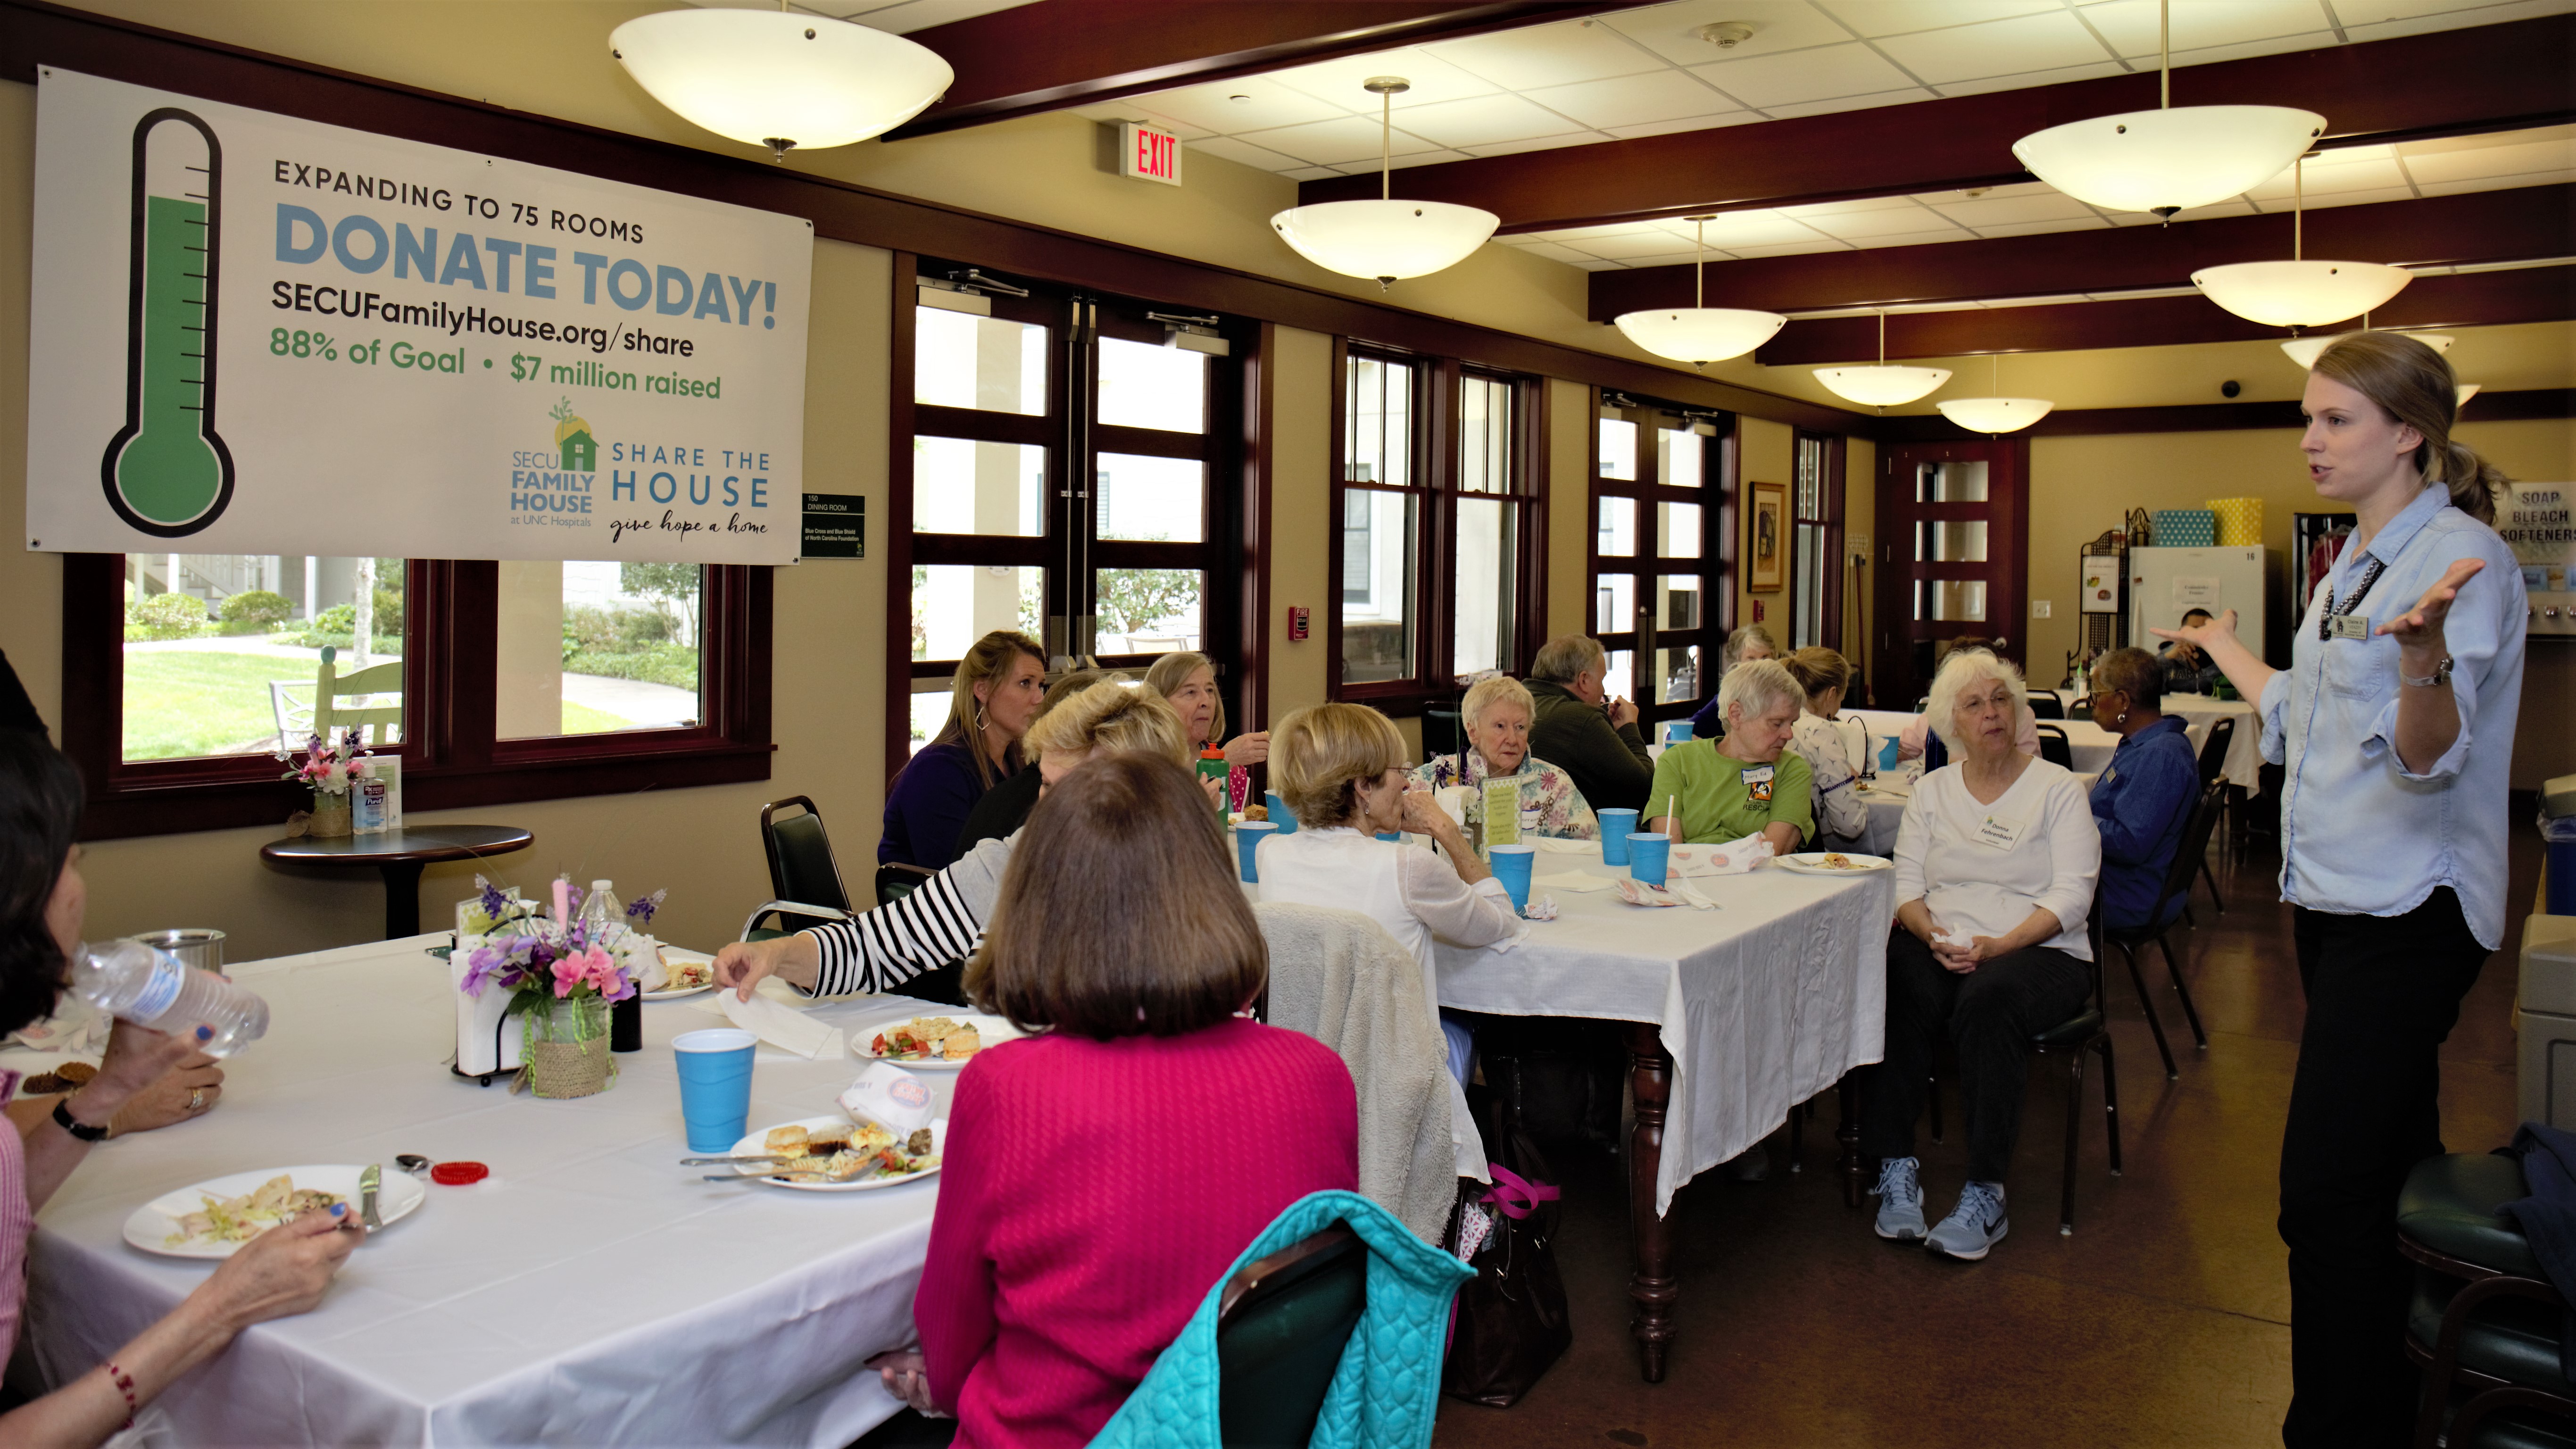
[1119,121,1183,186]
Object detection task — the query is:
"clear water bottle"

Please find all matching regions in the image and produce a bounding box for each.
[69,941,270,1058]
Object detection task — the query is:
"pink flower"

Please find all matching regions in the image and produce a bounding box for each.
[550,945,625,1000]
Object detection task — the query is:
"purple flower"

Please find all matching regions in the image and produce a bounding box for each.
[479,882,509,921]
[625,889,666,924]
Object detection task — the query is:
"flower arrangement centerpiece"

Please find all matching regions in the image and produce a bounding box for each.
[281,728,371,838]
[457,876,664,1099]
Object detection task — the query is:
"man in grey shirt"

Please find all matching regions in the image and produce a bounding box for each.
[1524,633,1654,816]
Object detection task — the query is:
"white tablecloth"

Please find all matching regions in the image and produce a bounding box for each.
[2159,694,2264,791]
[1430,854,1891,1216]
[17,936,961,1447]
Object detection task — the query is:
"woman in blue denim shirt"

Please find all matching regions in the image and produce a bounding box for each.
[2156,333,2526,1449]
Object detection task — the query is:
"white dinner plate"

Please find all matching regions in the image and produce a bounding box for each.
[125,1164,425,1259]
[642,948,718,1001]
[723,1115,946,1192]
[1776,852,1893,876]
[849,1012,1022,1070]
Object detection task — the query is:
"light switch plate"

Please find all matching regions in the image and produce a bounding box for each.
[2031,600,2052,618]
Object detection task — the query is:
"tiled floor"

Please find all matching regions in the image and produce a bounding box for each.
[1436,830,2543,1448]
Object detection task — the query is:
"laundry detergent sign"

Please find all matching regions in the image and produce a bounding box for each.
[25,68,811,565]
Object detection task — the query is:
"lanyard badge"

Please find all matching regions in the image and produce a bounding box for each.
[2320,556,2387,642]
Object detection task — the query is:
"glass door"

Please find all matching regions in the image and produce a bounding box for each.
[1870,439,2028,709]
[1591,396,1728,726]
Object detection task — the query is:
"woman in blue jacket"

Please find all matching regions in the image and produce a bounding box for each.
[2086,647,2202,932]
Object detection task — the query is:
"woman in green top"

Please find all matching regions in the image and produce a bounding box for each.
[1646,658,1812,853]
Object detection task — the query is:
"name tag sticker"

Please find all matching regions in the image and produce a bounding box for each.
[2327,613,2372,641]
[1974,813,2028,851]
[1744,764,1775,803]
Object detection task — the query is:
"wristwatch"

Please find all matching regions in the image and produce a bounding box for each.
[52,1096,110,1142]
[2401,656,2455,689]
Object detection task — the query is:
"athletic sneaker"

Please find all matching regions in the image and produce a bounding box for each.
[1926,1180,2010,1261]
[1872,1156,1925,1241]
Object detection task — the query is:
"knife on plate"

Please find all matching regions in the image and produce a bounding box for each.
[358,1163,384,1230]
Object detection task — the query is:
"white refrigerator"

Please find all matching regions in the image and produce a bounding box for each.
[2128,546,2271,653]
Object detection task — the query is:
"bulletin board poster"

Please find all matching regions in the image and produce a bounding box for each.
[25,68,813,565]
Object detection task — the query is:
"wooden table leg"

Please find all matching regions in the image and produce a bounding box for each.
[1838,1073,1866,1209]
[1623,1021,1678,1383]
[378,862,426,940]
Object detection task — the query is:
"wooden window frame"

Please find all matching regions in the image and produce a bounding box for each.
[1789,429,1847,653]
[58,557,774,840]
[1586,395,1734,726]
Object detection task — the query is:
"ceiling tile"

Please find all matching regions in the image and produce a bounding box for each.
[2081,0,2338,55]
[1847,226,1984,249]
[1690,42,1923,107]
[1925,190,2104,225]
[2400,122,2576,155]
[1383,148,1479,170]
[820,0,1037,31]
[1526,221,1676,242]
[1599,0,1858,63]
[1264,48,1504,112]
[1069,104,1218,142]
[1800,204,1964,238]
[1603,112,1767,139]
[2401,134,2576,182]
[2415,170,2576,197]
[1502,240,1603,264]
[1684,210,1838,246]
[1873,10,2113,84]
[1183,135,1311,173]
[1386,93,1593,148]
[1571,258,1633,270]
[1721,239,1854,257]
[1612,250,1714,267]
[1231,115,1449,166]
[1520,69,1744,129]
[1967,217,2115,238]
[1427,16,1668,89]
[2252,183,2424,210]
[1458,134,1611,159]
[2327,0,2568,24]
[1281,166,1344,182]
[1816,0,2067,37]
[1133,76,1351,134]
[1569,230,1724,259]
[1779,194,1930,217]
[1760,87,1942,118]
[2246,157,2411,198]
[1929,60,2129,98]
[2102,199,2261,224]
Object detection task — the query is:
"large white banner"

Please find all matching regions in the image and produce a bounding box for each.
[25,69,812,564]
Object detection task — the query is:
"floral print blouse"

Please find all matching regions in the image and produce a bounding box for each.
[1407,750,1600,841]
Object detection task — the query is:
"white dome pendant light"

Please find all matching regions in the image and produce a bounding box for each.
[1612,216,1787,366]
[2194,155,2411,327]
[2280,327,2451,370]
[611,3,954,162]
[1813,311,1951,408]
[1936,353,2054,434]
[1270,79,1499,291]
[2012,0,2321,219]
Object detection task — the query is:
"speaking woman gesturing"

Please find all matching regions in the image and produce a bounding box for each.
[2154,332,2525,1448]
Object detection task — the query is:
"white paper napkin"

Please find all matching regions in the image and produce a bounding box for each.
[716,988,844,1060]
[1531,837,1595,854]
[1670,833,1773,877]
[1532,872,1613,893]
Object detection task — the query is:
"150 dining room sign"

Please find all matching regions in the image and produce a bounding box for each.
[24,68,813,566]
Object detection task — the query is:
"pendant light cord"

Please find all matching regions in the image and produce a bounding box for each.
[1695,218,1705,308]
[2294,154,2304,260]
[1380,89,1391,202]
[1877,310,1886,366]
[2159,0,2169,108]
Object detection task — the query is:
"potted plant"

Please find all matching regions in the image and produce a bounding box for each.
[457,879,656,1099]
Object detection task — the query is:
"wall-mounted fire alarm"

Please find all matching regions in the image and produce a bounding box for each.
[1288,606,1310,641]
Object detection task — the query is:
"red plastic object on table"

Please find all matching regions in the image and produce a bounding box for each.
[429,1162,488,1186]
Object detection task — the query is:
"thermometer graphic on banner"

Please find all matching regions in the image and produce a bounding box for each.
[100,108,234,536]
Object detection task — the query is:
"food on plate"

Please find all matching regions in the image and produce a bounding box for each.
[658,959,713,992]
[1242,804,1268,822]
[772,1129,940,1183]
[870,1016,983,1062]
[1822,853,1857,870]
[906,1127,935,1157]
[764,1125,811,1157]
[26,1060,98,1095]
[165,1174,345,1248]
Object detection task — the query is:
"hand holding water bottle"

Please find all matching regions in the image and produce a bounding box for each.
[70,940,269,1058]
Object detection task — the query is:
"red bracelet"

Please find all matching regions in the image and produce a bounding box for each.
[101,1358,137,1419]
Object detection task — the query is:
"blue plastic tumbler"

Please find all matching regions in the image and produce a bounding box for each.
[1664,720,1694,745]
[1487,844,1536,913]
[1234,820,1276,883]
[1627,833,1671,887]
[673,1028,756,1153]
[1264,792,1298,835]
[1597,809,1637,865]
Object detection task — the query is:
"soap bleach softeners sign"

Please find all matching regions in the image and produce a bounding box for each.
[25,68,812,565]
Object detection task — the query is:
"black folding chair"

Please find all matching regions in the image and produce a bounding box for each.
[2102,782,2222,1079]
[2193,717,2237,915]
[2035,724,2073,771]
[2028,693,2066,721]
[739,796,853,942]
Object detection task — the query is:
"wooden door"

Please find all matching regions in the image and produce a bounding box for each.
[1871,439,2029,710]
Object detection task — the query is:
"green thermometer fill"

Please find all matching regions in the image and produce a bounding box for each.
[100,108,234,536]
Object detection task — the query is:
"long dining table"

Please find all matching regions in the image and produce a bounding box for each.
[11,936,962,1447]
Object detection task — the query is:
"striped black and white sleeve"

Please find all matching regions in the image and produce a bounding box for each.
[801,870,985,997]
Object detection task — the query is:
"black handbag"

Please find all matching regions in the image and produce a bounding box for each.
[1440,1128,1571,1407]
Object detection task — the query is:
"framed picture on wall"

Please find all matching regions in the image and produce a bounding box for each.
[1747,481,1787,593]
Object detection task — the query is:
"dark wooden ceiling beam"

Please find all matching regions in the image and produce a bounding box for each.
[1295,14,2576,232]
[1757,265,2575,366]
[1589,185,2576,321]
[883,0,1641,140]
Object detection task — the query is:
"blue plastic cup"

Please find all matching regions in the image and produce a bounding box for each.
[1487,844,1536,913]
[1664,720,1693,744]
[673,1028,756,1153]
[1234,820,1276,883]
[1597,809,1637,864]
[1374,830,1403,842]
[1627,833,1671,887]
[1877,735,1903,772]
[1264,792,1297,835]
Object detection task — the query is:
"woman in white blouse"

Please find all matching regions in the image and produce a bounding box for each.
[1861,648,2100,1263]
[1259,703,1522,1177]
[1780,647,1870,848]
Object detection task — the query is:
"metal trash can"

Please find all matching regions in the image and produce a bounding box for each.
[2546,773,2576,917]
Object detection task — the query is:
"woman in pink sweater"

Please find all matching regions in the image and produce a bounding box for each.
[880,752,1356,1449]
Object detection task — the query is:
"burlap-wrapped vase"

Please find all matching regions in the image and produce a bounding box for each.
[520,996,615,1099]
[307,792,352,838]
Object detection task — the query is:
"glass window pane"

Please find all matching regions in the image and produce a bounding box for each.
[914,564,1043,661]
[121,554,406,762]
[1097,336,1205,433]
[1096,453,1204,543]
[1657,574,1703,632]
[1454,498,1517,677]
[1656,644,1702,704]
[909,685,951,758]
[1605,648,1635,698]
[1918,520,1989,562]
[499,560,702,740]
[1657,427,1703,489]
[1795,436,1826,518]
[914,437,1044,536]
[914,307,1047,416]
[1917,460,1989,502]
[1097,568,1204,656]
[1597,497,1635,557]
[1659,500,1702,560]
[1595,572,1635,634]
[1458,376,1514,495]
[1340,490,1416,685]
[1598,419,1636,481]
[1917,579,1987,622]
[1793,523,1824,650]
[1345,356,1412,488]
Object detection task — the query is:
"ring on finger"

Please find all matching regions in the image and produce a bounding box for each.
[187,1088,208,1112]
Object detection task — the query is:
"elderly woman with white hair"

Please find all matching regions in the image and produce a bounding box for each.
[1409,676,1599,840]
[1861,649,2100,1264]
[1645,658,1812,853]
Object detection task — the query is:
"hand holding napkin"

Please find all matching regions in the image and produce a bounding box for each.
[717,987,844,1060]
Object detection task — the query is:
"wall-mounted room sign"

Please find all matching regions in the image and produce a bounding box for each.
[25,68,812,565]
[801,492,864,559]
[1118,121,1182,186]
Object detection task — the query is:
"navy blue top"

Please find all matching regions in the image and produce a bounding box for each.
[1686,693,1727,740]
[880,740,1005,872]
[2088,716,2200,931]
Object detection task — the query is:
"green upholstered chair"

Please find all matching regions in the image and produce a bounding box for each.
[2401,1153,2576,1448]
[2102,781,2222,1081]
[1213,1225,1367,1448]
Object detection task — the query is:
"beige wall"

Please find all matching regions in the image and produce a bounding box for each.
[1264,328,1334,724]
[1736,417,1794,638]
[1545,379,1595,642]
[1844,437,1877,691]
